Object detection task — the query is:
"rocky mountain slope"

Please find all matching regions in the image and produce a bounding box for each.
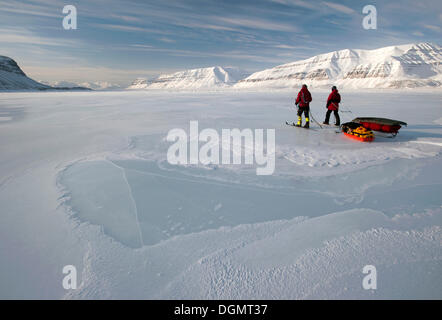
[234,42,442,89]
[0,56,92,91]
[0,56,52,91]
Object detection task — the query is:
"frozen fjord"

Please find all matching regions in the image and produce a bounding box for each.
[0,90,441,299]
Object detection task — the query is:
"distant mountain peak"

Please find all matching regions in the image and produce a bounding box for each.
[41,81,121,90]
[128,66,250,90]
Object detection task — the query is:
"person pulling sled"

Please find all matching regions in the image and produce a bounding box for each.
[323,86,341,126]
[295,84,312,128]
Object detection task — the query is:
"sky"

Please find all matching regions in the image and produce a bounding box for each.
[0,0,441,86]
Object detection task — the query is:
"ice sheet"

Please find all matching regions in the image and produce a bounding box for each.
[0,90,441,299]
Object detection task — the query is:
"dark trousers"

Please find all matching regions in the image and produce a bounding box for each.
[297,106,310,118]
[324,109,340,125]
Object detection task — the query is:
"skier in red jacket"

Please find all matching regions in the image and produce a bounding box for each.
[323,86,341,126]
[295,84,312,128]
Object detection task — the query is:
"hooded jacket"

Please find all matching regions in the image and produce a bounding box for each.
[326,89,341,111]
[296,86,312,108]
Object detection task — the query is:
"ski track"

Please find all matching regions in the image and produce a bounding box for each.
[278,139,442,170]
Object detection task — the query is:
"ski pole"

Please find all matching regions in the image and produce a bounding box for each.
[340,104,354,115]
[309,109,323,129]
[339,103,355,123]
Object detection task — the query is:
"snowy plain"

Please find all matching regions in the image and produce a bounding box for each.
[0,89,441,299]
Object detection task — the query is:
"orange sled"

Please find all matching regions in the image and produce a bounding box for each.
[343,131,374,142]
[341,122,374,142]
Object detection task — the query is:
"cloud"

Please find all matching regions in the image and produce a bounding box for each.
[25,64,167,85]
[126,44,294,64]
[131,44,154,49]
[109,14,143,23]
[271,0,317,10]
[0,0,61,18]
[171,21,242,33]
[159,37,176,43]
[423,24,441,32]
[274,44,313,50]
[412,31,424,36]
[274,44,298,49]
[214,17,297,32]
[0,27,82,47]
[0,6,60,18]
[322,2,355,15]
[92,23,173,35]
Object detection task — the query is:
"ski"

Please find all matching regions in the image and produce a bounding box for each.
[322,123,341,133]
[321,123,340,127]
[285,121,315,130]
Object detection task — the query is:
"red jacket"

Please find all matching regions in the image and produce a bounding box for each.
[326,89,341,111]
[296,87,312,108]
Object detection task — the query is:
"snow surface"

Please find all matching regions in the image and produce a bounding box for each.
[0,89,441,299]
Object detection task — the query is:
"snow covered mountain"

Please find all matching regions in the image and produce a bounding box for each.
[78,81,121,90]
[0,55,51,91]
[128,77,152,89]
[128,66,250,90]
[39,80,80,88]
[0,56,93,91]
[40,80,122,91]
[4,43,440,92]
[235,42,442,89]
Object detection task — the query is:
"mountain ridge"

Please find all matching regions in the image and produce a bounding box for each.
[128,66,250,90]
[0,56,91,91]
[0,56,52,91]
[235,42,442,89]
[2,42,441,92]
